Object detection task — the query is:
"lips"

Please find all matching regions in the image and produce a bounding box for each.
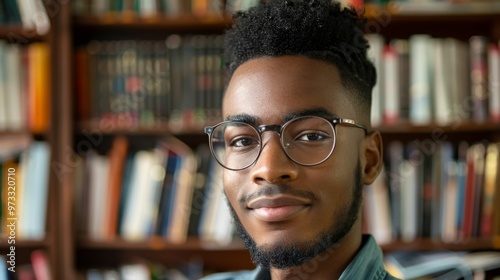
[247,196,311,222]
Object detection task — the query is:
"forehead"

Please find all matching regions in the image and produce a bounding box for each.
[223,56,356,123]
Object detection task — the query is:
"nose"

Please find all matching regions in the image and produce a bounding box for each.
[250,133,299,184]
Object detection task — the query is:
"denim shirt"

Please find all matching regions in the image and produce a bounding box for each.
[200,235,400,280]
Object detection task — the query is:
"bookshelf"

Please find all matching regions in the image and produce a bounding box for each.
[0,3,58,280]
[1,1,500,279]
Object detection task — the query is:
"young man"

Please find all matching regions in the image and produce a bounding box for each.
[202,0,397,279]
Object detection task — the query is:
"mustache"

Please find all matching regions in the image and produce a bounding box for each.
[239,184,317,206]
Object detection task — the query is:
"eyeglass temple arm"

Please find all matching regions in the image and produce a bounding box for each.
[332,118,368,134]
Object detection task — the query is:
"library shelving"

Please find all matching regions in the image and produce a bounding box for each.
[1,1,500,279]
[0,1,58,279]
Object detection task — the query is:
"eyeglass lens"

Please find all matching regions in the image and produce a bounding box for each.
[209,116,336,170]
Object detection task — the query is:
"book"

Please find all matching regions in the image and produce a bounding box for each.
[104,136,129,238]
[383,45,399,124]
[366,33,384,127]
[87,152,110,240]
[385,251,467,280]
[409,34,433,124]
[166,138,197,243]
[364,168,392,244]
[469,36,489,122]
[187,144,211,237]
[31,250,52,280]
[489,43,500,123]
[120,150,164,240]
[18,141,50,240]
[481,143,498,238]
[385,250,500,280]
[0,41,7,131]
[155,149,180,236]
[4,43,24,131]
[28,43,51,134]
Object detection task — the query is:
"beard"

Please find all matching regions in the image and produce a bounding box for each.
[224,162,363,270]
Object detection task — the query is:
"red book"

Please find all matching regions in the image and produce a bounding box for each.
[460,146,476,240]
[31,250,52,280]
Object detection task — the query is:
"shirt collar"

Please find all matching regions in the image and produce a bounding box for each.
[252,235,387,280]
[339,235,388,280]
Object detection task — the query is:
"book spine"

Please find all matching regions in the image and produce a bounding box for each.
[469,36,489,123]
[489,43,500,123]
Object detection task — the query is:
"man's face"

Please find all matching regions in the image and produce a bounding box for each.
[221,56,370,269]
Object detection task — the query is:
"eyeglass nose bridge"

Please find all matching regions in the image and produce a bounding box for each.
[257,124,283,135]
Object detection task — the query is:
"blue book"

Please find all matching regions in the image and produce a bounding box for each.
[20,142,50,240]
[156,151,179,236]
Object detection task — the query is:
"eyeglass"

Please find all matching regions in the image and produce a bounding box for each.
[204,116,367,171]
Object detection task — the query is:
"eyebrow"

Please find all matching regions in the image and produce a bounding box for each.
[283,107,338,123]
[225,107,339,126]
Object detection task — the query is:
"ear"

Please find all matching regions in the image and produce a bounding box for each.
[360,130,383,185]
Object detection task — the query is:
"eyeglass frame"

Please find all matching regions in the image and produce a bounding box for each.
[204,116,368,171]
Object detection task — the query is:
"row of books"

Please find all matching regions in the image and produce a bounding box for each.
[384,250,500,279]
[364,140,500,246]
[0,41,51,133]
[367,34,500,127]
[74,136,234,245]
[0,138,51,241]
[0,250,51,280]
[75,36,225,132]
[0,0,50,35]
[72,0,260,17]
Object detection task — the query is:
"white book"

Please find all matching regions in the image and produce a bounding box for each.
[400,160,418,242]
[0,41,7,130]
[5,44,25,131]
[16,0,49,35]
[433,38,453,125]
[120,151,156,240]
[32,0,50,35]
[366,34,385,127]
[120,264,150,280]
[16,0,36,31]
[142,149,165,239]
[364,169,393,245]
[139,0,157,16]
[409,34,433,125]
[211,185,235,245]
[199,156,225,243]
[489,44,500,122]
[383,45,399,124]
[88,153,110,240]
[90,0,109,15]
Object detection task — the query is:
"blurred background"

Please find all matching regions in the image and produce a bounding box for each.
[0,0,499,279]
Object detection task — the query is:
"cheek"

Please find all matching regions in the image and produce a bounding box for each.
[222,171,245,208]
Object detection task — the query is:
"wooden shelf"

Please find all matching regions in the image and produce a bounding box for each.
[73,14,233,32]
[76,120,207,136]
[76,236,245,251]
[381,238,497,252]
[375,121,500,134]
[0,25,48,41]
[76,236,497,252]
[75,237,253,271]
[0,238,50,249]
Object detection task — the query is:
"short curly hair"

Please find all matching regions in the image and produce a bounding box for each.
[224,0,376,110]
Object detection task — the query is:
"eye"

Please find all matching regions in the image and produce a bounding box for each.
[230,137,259,148]
[295,132,328,142]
